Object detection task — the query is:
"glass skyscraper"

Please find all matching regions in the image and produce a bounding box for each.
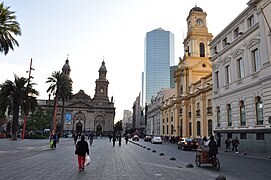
[144,28,175,104]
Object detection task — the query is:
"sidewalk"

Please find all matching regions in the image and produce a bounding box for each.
[218,146,271,159]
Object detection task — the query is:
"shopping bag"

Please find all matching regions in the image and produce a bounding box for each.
[50,140,53,148]
[84,155,90,166]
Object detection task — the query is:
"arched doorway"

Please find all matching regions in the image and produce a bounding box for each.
[76,121,83,134]
[96,124,102,136]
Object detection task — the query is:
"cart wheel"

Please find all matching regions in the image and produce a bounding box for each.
[212,157,220,171]
[195,155,201,167]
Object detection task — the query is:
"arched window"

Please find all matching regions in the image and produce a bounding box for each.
[255,96,263,125]
[208,120,212,136]
[197,121,201,136]
[189,122,192,136]
[227,104,232,126]
[200,43,205,57]
[240,100,246,126]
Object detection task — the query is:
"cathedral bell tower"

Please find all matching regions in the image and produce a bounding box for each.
[62,58,71,78]
[93,61,109,102]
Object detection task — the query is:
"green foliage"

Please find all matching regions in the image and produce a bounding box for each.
[0,2,22,55]
[114,120,123,133]
[26,107,50,132]
[0,75,39,140]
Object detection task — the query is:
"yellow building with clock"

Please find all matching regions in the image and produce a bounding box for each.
[161,6,214,138]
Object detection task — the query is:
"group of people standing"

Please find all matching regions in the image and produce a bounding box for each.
[225,137,240,153]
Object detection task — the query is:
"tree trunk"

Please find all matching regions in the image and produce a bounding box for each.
[60,100,65,135]
[51,95,58,131]
[11,103,19,140]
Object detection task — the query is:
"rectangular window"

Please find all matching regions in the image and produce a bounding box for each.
[225,65,231,84]
[240,133,246,139]
[234,27,239,39]
[227,133,232,139]
[240,104,246,126]
[256,133,264,140]
[213,46,218,54]
[237,58,244,79]
[163,126,165,134]
[227,107,232,126]
[222,37,227,47]
[217,109,220,127]
[252,48,260,72]
[248,15,255,27]
[215,71,219,89]
[179,108,183,116]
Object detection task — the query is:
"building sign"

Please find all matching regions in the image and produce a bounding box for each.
[65,113,72,124]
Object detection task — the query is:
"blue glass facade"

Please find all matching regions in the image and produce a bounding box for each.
[144,28,175,104]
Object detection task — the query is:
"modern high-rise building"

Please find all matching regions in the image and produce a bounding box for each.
[144,28,175,104]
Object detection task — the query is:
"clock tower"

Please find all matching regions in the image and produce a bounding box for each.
[93,61,109,102]
[180,5,213,88]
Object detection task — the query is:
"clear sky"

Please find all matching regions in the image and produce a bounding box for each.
[0,0,248,122]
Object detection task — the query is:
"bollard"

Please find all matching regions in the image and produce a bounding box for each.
[170,157,176,160]
[159,153,164,156]
[216,175,226,180]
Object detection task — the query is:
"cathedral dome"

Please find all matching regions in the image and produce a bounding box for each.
[190,6,203,13]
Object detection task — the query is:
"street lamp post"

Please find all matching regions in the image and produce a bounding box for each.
[22,58,34,140]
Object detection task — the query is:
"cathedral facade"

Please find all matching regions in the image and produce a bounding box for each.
[41,60,115,136]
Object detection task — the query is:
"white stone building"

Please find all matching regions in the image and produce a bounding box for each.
[209,0,271,153]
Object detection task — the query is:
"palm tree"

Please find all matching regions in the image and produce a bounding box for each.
[0,2,22,55]
[0,75,39,140]
[46,71,72,134]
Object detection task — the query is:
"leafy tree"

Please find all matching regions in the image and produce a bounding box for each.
[26,107,50,132]
[114,120,123,133]
[0,2,21,55]
[46,71,72,133]
[0,75,39,140]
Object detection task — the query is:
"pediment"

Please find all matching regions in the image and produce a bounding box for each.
[66,101,93,108]
[190,60,212,71]
[223,57,231,65]
[233,49,244,58]
[247,38,260,49]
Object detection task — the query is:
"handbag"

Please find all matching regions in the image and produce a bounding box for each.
[84,155,90,166]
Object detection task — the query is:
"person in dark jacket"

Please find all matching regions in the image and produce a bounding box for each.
[208,135,218,159]
[75,135,89,171]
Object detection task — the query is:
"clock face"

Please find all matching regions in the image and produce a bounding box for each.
[100,88,104,94]
[196,18,203,26]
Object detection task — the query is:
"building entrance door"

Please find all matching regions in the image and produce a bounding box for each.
[96,124,102,136]
[76,121,83,134]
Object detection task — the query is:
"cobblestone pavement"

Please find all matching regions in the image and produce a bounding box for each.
[0,138,223,180]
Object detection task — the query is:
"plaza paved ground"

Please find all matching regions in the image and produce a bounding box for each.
[0,137,270,180]
[0,137,222,180]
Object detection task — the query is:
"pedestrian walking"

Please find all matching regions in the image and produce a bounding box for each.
[112,134,116,146]
[118,134,122,146]
[109,134,112,142]
[51,131,57,149]
[125,135,129,144]
[203,136,207,144]
[225,138,231,152]
[233,137,240,153]
[75,135,89,171]
[73,132,78,145]
[89,133,93,146]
